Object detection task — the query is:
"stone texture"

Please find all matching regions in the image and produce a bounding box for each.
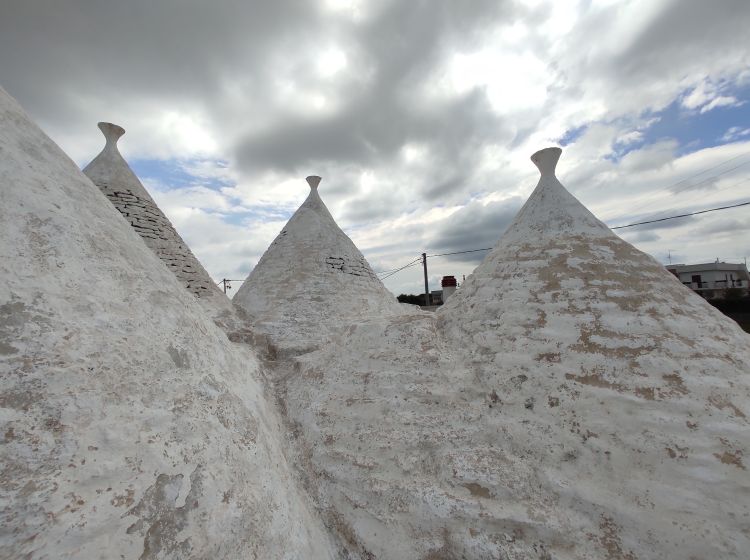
[267,147,750,558]
[4,79,749,559]
[232,176,405,356]
[82,123,229,310]
[0,87,337,559]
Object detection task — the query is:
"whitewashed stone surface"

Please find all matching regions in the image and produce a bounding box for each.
[233,176,406,355]
[82,123,229,309]
[3,79,749,560]
[271,148,750,558]
[0,87,337,560]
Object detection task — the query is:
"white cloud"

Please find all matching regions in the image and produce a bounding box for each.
[438,48,550,113]
[682,79,742,114]
[721,126,750,142]
[317,48,348,78]
[3,0,750,295]
[700,95,740,113]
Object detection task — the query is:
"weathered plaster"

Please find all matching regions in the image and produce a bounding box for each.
[82,123,229,308]
[0,87,337,560]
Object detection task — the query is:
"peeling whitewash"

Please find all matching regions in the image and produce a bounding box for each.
[2,87,749,560]
[82,122,230,310]
[0,87,337,559]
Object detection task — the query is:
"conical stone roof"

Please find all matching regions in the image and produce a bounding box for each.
[233,176,402,354]
[434,146,750,557]
[440,146,750,376]
[83,123,229,309]
[271,148,750,558]
[0,87,336,559]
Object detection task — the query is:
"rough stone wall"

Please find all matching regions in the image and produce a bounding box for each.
[233,178,403,355]
[83,123,226,303]
[267,149,750,559]
[1,88,338,560]
[98,182,217,297]
[324,255,378,279]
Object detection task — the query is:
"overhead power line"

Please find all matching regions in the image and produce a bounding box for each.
[216,278,246,294]
[673,157,750,194]
[375,265,412,275]
[379,257,423,280]
[426,247,492,258]
[376,199,749,282]
[623,151,750,217]
[610,200,750,229]
[669,152,749,193]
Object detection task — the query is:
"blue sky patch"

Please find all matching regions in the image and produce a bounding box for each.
[557,124,588,146]
[130,158,233,191]
[635,84,750,157]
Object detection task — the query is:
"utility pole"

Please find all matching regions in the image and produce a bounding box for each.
[221,279,232,294]
[422,252,430,306]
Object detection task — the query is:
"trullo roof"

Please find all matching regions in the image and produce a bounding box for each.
[0,87,336,559]
[434,146,750,558]
[83,122,229,309]
[233,176,402,354]
[270,147,750,559]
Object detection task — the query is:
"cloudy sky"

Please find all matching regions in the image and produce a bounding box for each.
[3,0,750,296]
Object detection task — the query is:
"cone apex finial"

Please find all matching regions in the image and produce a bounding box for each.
[98,122,125,146]
[306,176,322,190]
[530,147,562,176]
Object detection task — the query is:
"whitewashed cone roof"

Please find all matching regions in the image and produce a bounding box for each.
[440,146,750,377]
[83,123,229,307]
[233,176,402,354]
[433,146,750,556]
[270,147,750,559]
[0,87,336,559]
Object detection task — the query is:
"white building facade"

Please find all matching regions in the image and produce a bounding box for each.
[666,262,749,298]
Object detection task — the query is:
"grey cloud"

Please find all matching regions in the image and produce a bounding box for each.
[3,0,749,286]
[342,190,403,224]
[428,197,523,259]
[695,218,750,236]
[620,230,660,243]
[0,0,324,164]
[614,0,750,81]
[232,0,518,203]
[0,1,318,105]
[618,140,677,174]
[620,215,695,232]
[234,78,510,192]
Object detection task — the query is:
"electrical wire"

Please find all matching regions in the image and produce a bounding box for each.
[622,152,750,217]
[610,201,750,230]
[219,196,750,283]
[375,265,410,275]
[668,152,748,190]
[426,248,492,258]
[672,157,750,195]
[379,258,423,280]
[376,258,421,276]
[378,200,749,279]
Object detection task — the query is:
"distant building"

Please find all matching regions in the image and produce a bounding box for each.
[441,275,457,301]
[666,262,749,299]
[426,276,459,307]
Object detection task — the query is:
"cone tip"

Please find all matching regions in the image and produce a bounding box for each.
[530,147,562,176]
[97,122,125,144]
[306,175,322,190]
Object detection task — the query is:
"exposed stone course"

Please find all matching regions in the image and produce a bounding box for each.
[83,123,225,302]
[0,87,337,560]
[233,175,404,355]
